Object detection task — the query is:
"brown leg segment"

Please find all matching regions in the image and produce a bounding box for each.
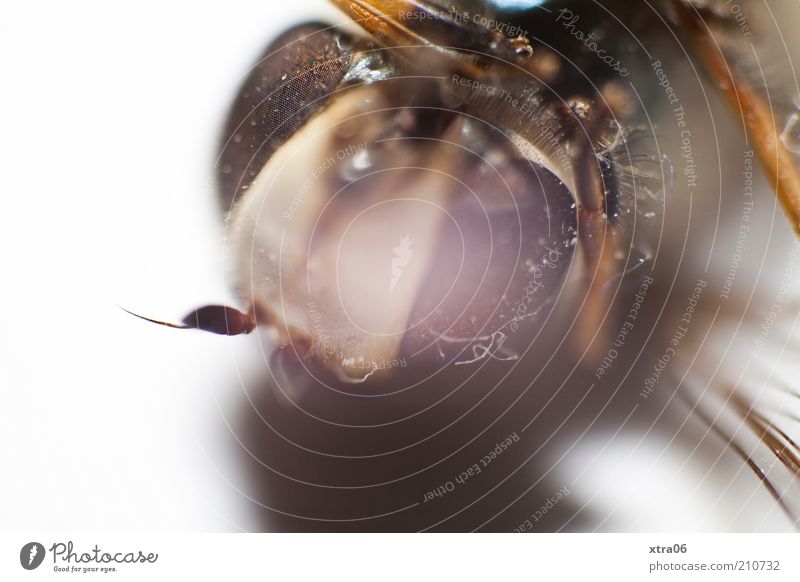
[671,0,800,234]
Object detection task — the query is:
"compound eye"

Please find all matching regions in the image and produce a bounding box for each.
[218,23,357,213]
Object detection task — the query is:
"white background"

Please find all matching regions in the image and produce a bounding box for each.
[0,0,345,532]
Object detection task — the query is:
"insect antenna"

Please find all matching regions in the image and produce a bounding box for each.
[119,305,256,336]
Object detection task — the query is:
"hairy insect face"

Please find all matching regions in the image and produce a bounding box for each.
[225,81,578,378]
[220,14,588,379]
[156,0,800,530]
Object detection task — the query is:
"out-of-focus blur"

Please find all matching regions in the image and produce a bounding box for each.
[0,0,340,531]
[2,0,800,533]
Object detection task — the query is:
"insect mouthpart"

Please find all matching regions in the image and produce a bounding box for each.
[224,77,577,380]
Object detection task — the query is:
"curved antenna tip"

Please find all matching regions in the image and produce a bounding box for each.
[117,305,191,329]
[119,304,256,336]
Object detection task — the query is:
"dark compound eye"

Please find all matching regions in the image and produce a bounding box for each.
[218,23,359,213]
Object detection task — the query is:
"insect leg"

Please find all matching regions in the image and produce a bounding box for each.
[670,0,800,233]
[572,104,622,359]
